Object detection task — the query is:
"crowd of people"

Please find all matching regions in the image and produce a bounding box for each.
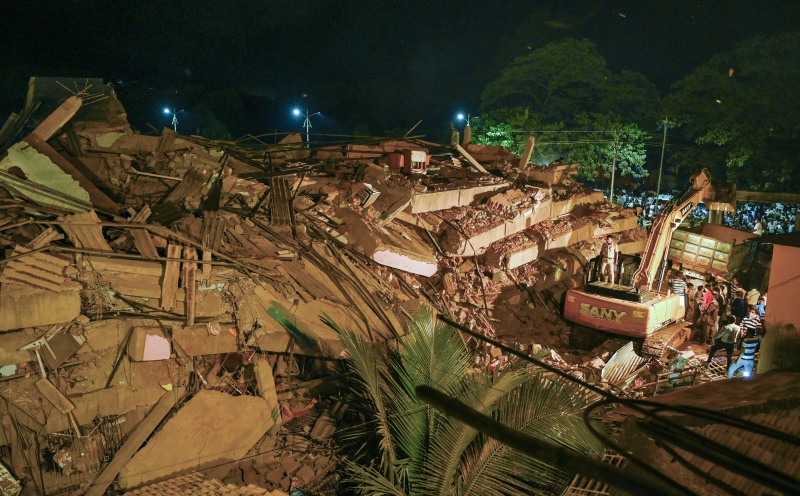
[667,270,766,375]
[722,201,797,234]
[610,186,798,234]
[605,186,785,378]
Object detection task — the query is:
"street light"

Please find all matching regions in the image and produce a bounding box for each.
[293,108,320,147]
[163,107,183,132]
[456,113,478,127]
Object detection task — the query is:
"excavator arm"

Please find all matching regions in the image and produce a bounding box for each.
[630,169,715,290]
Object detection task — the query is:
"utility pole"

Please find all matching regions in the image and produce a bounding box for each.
[609,132,618,204]
[657,119,668,199]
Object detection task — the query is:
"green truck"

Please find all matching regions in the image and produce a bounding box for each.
[668,226,760,282]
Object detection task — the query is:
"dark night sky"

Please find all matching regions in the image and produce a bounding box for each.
[2,0,799,138]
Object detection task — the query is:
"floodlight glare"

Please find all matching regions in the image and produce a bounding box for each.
[163,108,170,114]
[457,113,465,120]
[293,108,301,116]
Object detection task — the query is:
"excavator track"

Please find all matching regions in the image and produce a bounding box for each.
[639,322,693,359]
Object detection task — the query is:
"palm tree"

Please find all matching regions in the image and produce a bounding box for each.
[324,307,604,496]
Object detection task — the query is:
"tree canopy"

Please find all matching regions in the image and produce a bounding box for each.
[662,32,800,190]
[480,38,610,123]
[564,113,650,184]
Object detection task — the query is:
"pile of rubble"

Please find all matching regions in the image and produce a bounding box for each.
[0,77,651,495]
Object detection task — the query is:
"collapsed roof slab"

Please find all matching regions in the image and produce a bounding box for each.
[442,190,604,256]
[66,361,186,431]
[486,213,639,270]
[408,181,510,214]
[520,162,580,186]
[372,248,437,277]
[0,283,81,331]
[341,211,438,277]
[172,324,238,357]
[463,143,516,163]
[118,390,275,489]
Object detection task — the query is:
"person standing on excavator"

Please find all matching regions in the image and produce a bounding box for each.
[600,235,619,284]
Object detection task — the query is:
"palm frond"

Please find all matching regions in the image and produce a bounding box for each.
[416,366,532,496]
[385,308,476,477]
[322,313,399,474]
[343,459,409,496]
[459,375,605,496]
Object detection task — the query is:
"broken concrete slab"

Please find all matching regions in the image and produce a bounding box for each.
[172,324,238,357]
[340,211,438,277]
[84,391,177,496]
[520,162,580,185]
[118,390,275,488]
[127,327,171,361]
[0,283,81,331]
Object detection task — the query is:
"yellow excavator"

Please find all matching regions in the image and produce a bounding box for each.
[563,169,716,357]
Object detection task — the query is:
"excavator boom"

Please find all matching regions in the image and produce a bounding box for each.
[630,169,715,290]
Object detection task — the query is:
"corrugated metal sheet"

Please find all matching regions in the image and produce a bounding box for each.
[0,245,71,291]
[560,449,625,496]
[59,210,112,252]
[601,341,648,386]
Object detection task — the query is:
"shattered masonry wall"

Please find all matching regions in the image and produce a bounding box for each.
[499,216,637,270]
[520,163,580,185]
[505,222,593,269]
[443,191,604,256]
[409,182,509,214]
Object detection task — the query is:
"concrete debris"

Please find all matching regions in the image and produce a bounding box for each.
[0,77,684,495]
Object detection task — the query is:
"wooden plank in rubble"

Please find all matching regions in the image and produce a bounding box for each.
[201,210,226,251]
[269,177,293,226]
[182,247,198,326]
[28,227,64,248]
[129,205,159,259]
[163,165,213,204]
[161,244,182,311]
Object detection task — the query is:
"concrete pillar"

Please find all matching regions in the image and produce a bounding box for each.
[708,209,723,225]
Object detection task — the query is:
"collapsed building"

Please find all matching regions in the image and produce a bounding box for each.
[1,77,780,496]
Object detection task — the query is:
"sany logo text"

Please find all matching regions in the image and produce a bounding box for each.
[579,303,627,324]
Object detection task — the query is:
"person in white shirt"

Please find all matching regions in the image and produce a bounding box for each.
[599,235,619,284]
[753,218,763,236]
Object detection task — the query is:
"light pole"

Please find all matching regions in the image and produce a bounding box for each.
[163,107,183,132]
[656,118,669,200]
[609,131,618,204]
[293,108,320,147]
[456,113,478,126]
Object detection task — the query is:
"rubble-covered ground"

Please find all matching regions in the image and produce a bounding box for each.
[0,78,719,496]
